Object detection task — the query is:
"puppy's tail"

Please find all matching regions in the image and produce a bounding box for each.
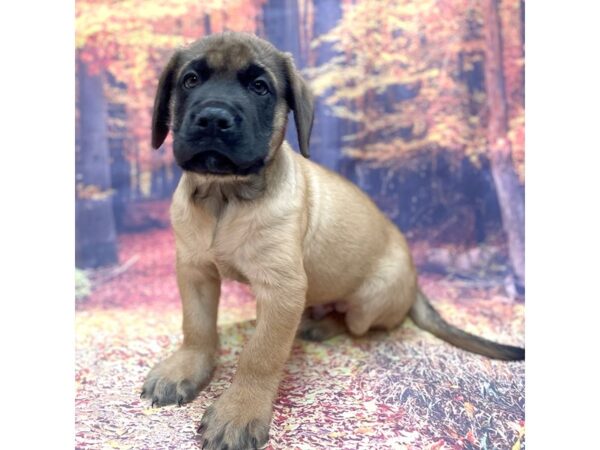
[409,288,525,361]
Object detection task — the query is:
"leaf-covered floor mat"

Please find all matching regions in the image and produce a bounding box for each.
[75,229,525,449]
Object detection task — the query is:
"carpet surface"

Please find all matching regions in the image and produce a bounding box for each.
[75,229,525,449]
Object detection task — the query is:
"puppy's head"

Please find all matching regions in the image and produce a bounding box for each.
[151,32,314,177]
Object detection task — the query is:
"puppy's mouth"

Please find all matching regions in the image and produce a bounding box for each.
[181,151,264,176]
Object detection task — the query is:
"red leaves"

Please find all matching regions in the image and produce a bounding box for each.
[80,226,257,314]
[81,227,178,310]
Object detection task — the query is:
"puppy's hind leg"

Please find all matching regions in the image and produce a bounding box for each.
[297,309,347,342]
[345,239,417,337]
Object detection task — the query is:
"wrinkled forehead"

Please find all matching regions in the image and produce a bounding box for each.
[179,36,285,92]
[204,40,254,72]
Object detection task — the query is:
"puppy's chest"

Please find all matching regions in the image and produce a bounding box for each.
[214,260,248,284]
[210,217,257,284]
[175,207,256,284]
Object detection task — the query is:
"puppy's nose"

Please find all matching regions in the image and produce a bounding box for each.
[194,107,235,133]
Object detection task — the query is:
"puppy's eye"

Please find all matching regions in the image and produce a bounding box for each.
[183,72,200,89]
[249,79,269,95]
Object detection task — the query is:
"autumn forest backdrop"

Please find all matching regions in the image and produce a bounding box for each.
[75,0,524,295]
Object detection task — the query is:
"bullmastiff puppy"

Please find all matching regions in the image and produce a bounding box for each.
[141,31,524,450]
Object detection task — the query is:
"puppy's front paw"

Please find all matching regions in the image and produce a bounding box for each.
[197,388,272,450]
[141,347,214,407]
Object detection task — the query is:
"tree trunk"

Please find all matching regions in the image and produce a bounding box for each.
[107,100,131,232]
[262,0,303,151]
[311,0,343,170]
[262,0,304,65]
[76,58,119,268]
[483,0,525,291]
[109,135,131,232]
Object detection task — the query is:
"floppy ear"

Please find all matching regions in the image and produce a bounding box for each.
[151,51,181,150]
[283,54,315,158]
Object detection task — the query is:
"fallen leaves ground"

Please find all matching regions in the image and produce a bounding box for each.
[76,227,524,450]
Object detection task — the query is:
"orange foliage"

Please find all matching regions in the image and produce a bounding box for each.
[307,0,524,178]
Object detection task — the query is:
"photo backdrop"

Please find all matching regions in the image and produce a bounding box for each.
[76,0,524,292]
[75,3,525,449]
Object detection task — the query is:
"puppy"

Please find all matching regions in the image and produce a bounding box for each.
[141,32,524,450]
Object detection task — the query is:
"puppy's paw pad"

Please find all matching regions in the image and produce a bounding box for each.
[298,318,345,342]
[298,313,346,342]
[298,325,331,342]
